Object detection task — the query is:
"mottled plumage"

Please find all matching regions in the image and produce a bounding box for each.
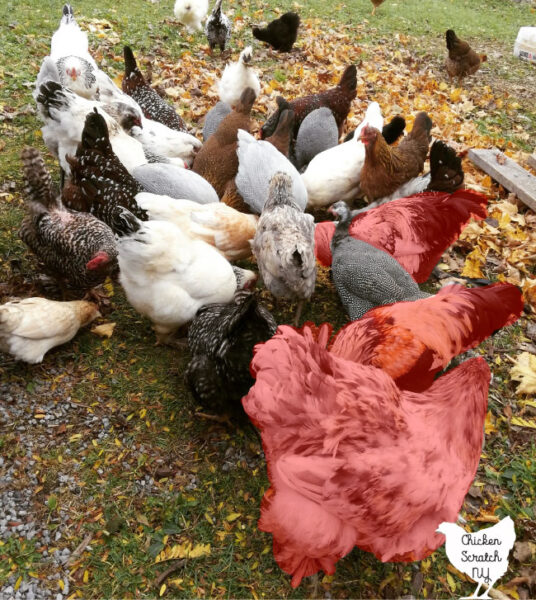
[205,0,231,53]
[19,147,118,292]
[330,201,429,320]
[62,110,146,236]
[122,46,187,132]
[186,291,277,409]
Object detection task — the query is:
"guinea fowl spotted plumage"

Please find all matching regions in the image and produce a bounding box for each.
[62,110,147,236]
[122,46,187,132]
[329,201,429,320]
[186,291,277,410]
[252,173,316,325]
[252,12,300,52]
[205,0,231,53]
[19,147,119,293]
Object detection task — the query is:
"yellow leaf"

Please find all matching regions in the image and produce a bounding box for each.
[485,411,497,434]
[439,81,448,91]
[91,322,116,338]
[226,512,241,522]
[83,570,89,584]
[510,352,536,394]
[204,512,213,524]
[58,580,65,591]
[188,543,210,558]
[511,417,536,429]
[159,583,167,597]
[450,88,462,103]
[461,247,486,279]
[139,408,147,419]
[446,572,457,592]
[15,576,22,591]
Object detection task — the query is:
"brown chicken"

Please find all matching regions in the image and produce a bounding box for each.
[221,108,295,213]
[359,112,433,201]
[445,30,487,84]
[370,0,385,15]
[260,65,357,139]
[192,87,256,198]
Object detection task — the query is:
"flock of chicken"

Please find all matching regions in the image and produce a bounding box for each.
[0,0,522,589]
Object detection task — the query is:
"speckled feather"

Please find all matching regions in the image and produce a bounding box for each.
[20,147,118,291]
[205,0,231,52]
[186,291,277,409]
[122,46,187,132]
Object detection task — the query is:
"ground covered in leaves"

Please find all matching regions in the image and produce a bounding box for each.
[1,0,536,598]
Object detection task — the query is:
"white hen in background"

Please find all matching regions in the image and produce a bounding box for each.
[118,220,256,344]
[0,298,99,364]
[218,46,261,108]
[173,0,209,32]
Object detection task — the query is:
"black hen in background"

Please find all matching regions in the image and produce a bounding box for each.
[344,115,406,144]
[252,12,300,52]
[185,291,277,412]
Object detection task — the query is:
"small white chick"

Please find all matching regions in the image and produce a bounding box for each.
[0,298,100,364]
[218,46,261,108]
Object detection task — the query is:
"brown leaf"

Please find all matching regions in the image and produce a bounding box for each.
[514,541,536,563]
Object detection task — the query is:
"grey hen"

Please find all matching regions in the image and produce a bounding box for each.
[252,172,316,325]
[293,107,339,171]
[202,101,232,141]
[186,291,276,411]
[205,0,232,54]
[330,201,429,320]
[19,147,119,293]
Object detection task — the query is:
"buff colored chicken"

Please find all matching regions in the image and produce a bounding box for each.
[0,298,99,363]
[135,193,258,260]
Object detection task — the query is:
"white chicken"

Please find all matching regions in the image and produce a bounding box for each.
[35,80,147,175]
[235,128,307,213]
[130,118,202,167]
[301,101,383,208]
[0,298,99,364]
[218,46,261,108]
[118,220,257,344]
[135,193,258,260]
[173,0,209,32]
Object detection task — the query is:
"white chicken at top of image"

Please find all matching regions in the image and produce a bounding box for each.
[174,0,209,32]
[218,46,261,108]
[436,516,516,599]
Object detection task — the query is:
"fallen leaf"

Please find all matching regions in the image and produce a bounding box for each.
[91,322,116,338]
[510,352,536,394]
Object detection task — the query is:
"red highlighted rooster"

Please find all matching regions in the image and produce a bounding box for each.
[243,283,523,588]
[314,189,488,282]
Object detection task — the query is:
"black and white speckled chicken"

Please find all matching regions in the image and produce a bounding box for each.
[329,201,429,320]
[186,291,277,410]
[19,147,119,294]
[122,46,187,132]
[205,0,231,54]
[62,110,147,236]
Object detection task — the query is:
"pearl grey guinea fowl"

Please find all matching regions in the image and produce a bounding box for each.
[330,201,429,320]
[293,107,339,171]
[203,101,232,141]
[252,172,316,325]
[19,147,118,293]
[186,291,276,411]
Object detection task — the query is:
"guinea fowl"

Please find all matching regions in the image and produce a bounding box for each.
[203,101,232,141]
[252,173,316,326]
[35,80,146,176]
[122,46,187,132]
[218,47,261,109]
[186,291,277,410]
[193,87,256,197]
[314,188,488,277]
[133,163,219,204]
[118,220,256,345]
[242,323,494,587]
[329,201,428,320]
[261,65,357,140]
[292,107,339,172]
[302,102,383,208]
[205,0,231,54]
[19,147,118,294]
[252,12,300,52]
[225,111,306,214]
[359,111,433,201]
[0,298,99,364]
[62,110,147,236]
[330,282,524,392]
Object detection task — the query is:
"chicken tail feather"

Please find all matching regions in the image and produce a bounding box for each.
[21,147,60,212]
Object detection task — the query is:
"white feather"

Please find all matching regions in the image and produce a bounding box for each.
[173,0,209,32]
[218,46,261,107]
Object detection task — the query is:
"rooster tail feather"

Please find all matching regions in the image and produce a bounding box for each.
[381,116,406,145]
[252,27,268,42]
[21,147,60,212]
[445,29,458,51]
[36,81,68,119]
[213,0,223,15]
[61,4,75,24]
[80,109,112,152]
[338,64,357,92]
[428,140,464,191]
[412,112,433,139]
[123,46,140,78]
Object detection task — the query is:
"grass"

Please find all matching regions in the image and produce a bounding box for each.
[1,0,536,598]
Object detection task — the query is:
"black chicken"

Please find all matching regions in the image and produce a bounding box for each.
[252,12,300,52]
[185,291,277,411]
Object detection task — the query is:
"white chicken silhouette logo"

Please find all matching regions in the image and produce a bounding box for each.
[437,516,516,599]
